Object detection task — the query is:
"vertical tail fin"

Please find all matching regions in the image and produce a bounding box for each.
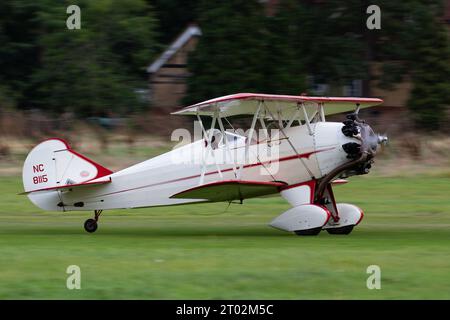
[22,138,113,194]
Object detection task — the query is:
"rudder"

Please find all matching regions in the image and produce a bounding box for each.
[22,138,113,194]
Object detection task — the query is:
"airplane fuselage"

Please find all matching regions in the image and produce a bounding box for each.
[28,122,357,212]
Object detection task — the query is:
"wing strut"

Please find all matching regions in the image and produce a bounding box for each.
[197,110,224,185]
[262,101,315,180]
[237,101,262,179]
[319,102,326,122]
[300,102,313,135]
[217,114,238,178]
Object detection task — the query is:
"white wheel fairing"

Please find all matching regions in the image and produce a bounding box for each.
[269,204,330,232]
[323,203,364,229]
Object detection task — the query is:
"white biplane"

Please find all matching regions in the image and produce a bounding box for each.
[22,93,386,235]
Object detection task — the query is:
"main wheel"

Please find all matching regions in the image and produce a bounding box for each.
[84,218,98,233]
[326,225,354,235]
[294,227,322,236]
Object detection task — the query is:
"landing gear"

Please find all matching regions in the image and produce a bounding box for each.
[326,225,354,235]
[294,227,322,236]
[84,210,102,233]
[84,219,98,233]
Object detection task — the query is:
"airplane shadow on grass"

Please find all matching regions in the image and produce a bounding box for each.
[3,225,395,238]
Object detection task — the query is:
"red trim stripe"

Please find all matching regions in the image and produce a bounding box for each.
[356,207,364,225]
[42,138,113,180]
[93,147,333,198]
[69,149,113,180]
[177,93,383,112]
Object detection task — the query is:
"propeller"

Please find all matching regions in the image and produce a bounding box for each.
[378,134,388,145]
[341,110,388,174]
[316,109,388,200]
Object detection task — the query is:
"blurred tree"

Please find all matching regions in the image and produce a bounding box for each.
[407,6,450,130]
[31,0,159,116]
[259,0,307,94]
[0,0,41,107]
[284,0,367,87]
[185,0,368,104]
[151,0,199,44]
[184,0,268,105]
[0,0,159,116]
[186,0,449,130]
[368,0,450,130]
[1,0,448,130]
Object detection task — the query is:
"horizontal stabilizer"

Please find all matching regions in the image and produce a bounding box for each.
[19,177,111,195]
[170,180,287,202]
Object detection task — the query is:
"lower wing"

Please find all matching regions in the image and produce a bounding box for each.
[170,180,287,202]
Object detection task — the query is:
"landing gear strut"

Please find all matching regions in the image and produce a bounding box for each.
[84,210,102,233]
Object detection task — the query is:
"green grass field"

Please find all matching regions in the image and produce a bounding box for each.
[0,175,449,299]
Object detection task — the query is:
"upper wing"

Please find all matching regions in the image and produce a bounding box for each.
[171,93,383,119]
[170,180,287,202]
